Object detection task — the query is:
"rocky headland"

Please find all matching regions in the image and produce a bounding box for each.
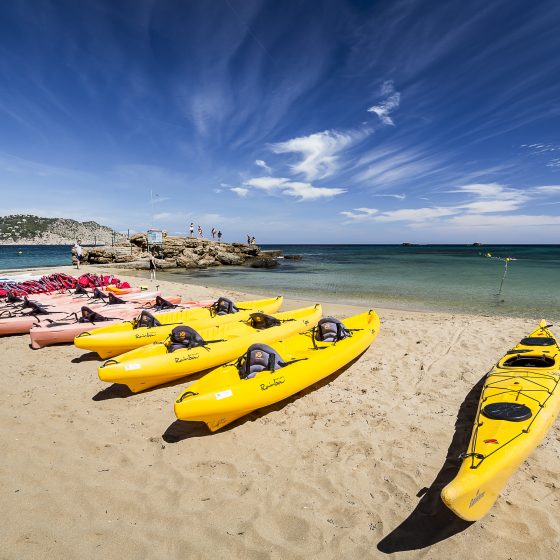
[78,233,280,269]
[0,214,125,245]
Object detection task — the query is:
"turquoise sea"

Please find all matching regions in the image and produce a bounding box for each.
[1,244,559,318]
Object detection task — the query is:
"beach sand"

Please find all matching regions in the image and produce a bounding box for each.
[1,265,559,559]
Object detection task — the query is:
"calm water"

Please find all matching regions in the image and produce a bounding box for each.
[1,244,559,318]
[161,244,560,319]
[0,244,72,271]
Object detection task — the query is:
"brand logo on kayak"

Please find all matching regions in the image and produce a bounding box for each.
[174,353,200,363]
[469,489,485,508]
[260,376,285,391]
[134,332,157,339]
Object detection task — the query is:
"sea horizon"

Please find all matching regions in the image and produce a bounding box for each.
[2,243,559,319]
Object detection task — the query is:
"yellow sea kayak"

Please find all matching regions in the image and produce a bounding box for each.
[74,296,283,358]
[174,309,380,431]
[441,320,560,521]
[98,305,322,392]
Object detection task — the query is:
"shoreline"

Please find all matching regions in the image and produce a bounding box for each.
[1,262,552,321]
[2,264,558,558]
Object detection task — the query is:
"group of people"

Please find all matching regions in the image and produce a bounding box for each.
[247,235,256,245]
[189,222,222,241]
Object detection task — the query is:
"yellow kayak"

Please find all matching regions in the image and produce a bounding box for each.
[98,305,322,392]
[74,296,283,358]
[174,309,380,432]
[441,320,560,521]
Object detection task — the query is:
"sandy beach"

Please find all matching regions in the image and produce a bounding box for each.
[1,264,559,559]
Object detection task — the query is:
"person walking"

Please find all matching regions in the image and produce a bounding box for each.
[149,250,157,281]
[198,225,203,238]
[189,222,194,237]
[211,227,216,240]
[73,240,83,269]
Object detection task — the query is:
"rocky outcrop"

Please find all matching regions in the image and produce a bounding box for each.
[0,214,125,245]
[78,234,278,269]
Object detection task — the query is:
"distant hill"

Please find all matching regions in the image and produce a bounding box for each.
[0,214,126,245]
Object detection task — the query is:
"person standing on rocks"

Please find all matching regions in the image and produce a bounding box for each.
[217,230,222,241]
[189,222,194,237]
[198,225,203,238]
[73,240,83,269]
[211,227,216,240]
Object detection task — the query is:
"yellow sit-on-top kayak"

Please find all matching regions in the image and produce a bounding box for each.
[74,296,283,358]
[98,305,322,392]
[174,309,379,432]
[441,320,560,521]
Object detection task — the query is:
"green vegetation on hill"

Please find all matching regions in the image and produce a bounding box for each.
[0,214,124,244]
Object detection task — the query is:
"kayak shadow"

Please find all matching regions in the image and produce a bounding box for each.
[72,351,102,363]
[92,383,134,400]
[376,373,487,553]
[162,353,366,443]
[92,370,210,401]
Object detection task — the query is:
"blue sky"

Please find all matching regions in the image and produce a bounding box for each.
[1,0,560,243]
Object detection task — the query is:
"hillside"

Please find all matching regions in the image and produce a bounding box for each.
[0,214,126,245]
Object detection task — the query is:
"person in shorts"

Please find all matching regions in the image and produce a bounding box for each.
[73,240,83,269]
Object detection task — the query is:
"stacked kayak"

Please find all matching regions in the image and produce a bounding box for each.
[441,320,560,521]
[74,296,283,359]
[174,310,380,431]
[0,291,166,336]
[98,305,322,392]
[29,295,187,349]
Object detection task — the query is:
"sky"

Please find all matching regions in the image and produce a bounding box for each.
[1,0,560,243]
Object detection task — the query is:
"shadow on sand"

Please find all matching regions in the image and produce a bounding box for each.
[92,369,210,401]
[162,355,364,443]
[72,351,101,363]
[377,373,487,553]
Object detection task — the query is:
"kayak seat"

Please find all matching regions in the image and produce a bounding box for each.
[134,310,162,329]
[78,307,112,323]
[211,297,239,316]
[237,343,285,379]
[502,355,555,368]
[314,317,350,343]
[155,296,177,310]
[168,325,206,352]
[108,292,127,305]
[248,313,281,330]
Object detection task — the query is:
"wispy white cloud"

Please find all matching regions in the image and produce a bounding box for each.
[372,193,406,200]
[255,159,271,173]
[367,80,400,125]
[451,183,529,213]
[231,187,249,197]
[341,182,556,227]
[242,176,346,200]
[340,207,378,221]
[270,129,369,181]
[534,185,560,194]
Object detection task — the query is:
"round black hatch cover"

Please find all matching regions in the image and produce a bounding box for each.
[482,402,532,422]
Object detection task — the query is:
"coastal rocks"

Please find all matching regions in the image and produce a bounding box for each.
[83,234,279,270]
[246,256,279,269]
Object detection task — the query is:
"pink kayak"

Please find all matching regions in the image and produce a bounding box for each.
[1,287,149,309]
[0,292,169,336]
[29,296,184,348]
